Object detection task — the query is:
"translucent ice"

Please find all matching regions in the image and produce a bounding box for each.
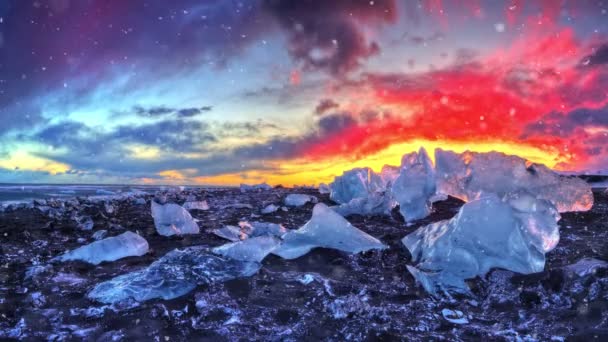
[273,203,386,259]
[261,204,279,214]
[240,183,272,192]
[329,167,384,204]
[330,190,394,217]
[55,231,149,265]
[183,200,209,211]
[212,236,282,262]
[88,246,260,303]
[391,148,436,222]
[318,183,330,194]
[284,193,317,207]
[151,201,200,236]
[403,193,560,295]
[213,221,286,242]
[435,149,593,212]
[380,164,400,187]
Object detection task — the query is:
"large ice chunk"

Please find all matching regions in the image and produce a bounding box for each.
[273,203,386,259]
[284,194,317,207]
[330,191,394,217]
[391,148,436,221]
[403,193,560,295]
[88,246,260,303]
[212,221,287,242]
[151,201,200,236]
[380,164,400,187]
[55,231,149,265]
[435,149,593,212]
[329,167,384,204]
[212,236,282,262]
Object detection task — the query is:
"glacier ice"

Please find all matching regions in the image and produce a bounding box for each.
[182,200,209,211]
[403,193,560,294]
[434,149,593,212]
[212,236,282,262]
[273,203,386,259]
[213,221,286,242]
[563,258,608,277]
[55,231,149,265]
[240,183,272,192]
[380,164,400,187]
[88,246,260,303]
[330,190,394,217]
[391,148,436,222]
[329,167,385,204]
[151,201,199,236]
[261,204,279,214]
[319,183,330,194]
[284,193,317,207]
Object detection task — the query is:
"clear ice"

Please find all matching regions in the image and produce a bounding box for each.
[284,193,317,207]
[403,193,560,295]
[212,221,286,242]
[55,231,149,265]
[391,148,436,221]
[151,201,200,236]
[182,200,210,211]
[434,149,593,212]
[88,246,260,303]
[239,183,272,192]
[273,203,386,259]
[329,167,385,204]
[212,236,282,262]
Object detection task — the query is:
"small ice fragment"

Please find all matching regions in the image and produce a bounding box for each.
[319,183,330,194]
[212,221,286,241]
[261,204,279,214]
[212,236,282,262]
[563,258,608,277]
[221,203,253,210]
[133,198,146,205]
[298,274,315,285]
[213,225,242,242]
[151,201,199,236]
[273,203,386,259]
[284,194,317,207]
[104,202,115,215]
[441,309,469,324]
[88,246,260,303]
[391,147,436,222]
[74,215,94,230]
[183,200,210,211]
[92,230,108,240]
[55,231,149,265]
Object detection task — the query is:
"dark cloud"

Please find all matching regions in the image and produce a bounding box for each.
[262,0,397,75]
[133,106,212,118]
[580,43,608,67]
[523,105,608,137]
[314,99,340,115]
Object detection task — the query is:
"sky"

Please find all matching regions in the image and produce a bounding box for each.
[0,0,607,186]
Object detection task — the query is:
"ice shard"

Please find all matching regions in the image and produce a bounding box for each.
[55,231,149,265]
[403,193,560,295]
[329,167,384,204]
[273,203,386,259]
[212,236,282,262]
[434,149,593,212]
[88,246,260,303]
[391,148,436,221]
[284,194,317,207]
[151,201,200,236]
[212,221,286,242]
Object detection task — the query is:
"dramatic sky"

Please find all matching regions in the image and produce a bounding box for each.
[1,0,608,185]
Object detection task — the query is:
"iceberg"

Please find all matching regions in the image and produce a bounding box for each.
[284,194,317,207]
[273,203,386,259]
[183,200,210,211]
[403,193,560,295]
[391,148,436,222]
[151,201,200,236]
[88,246,260,303]
[329,167,384,204]
[212,221,286,242]
[240,183,272,192]
[212,236,282,262]
[435,149,593,212]
[55,231,149,265]
[330,190,394,217]
[380,164,400,187]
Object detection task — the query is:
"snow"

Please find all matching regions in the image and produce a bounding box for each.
[284,193,317,207]
[88,246,260,303]
[55,231,149,265]
[182,200,210,211]
[212,236,282,262]
[435,149,593,212]
[403,193,560,295]
[151,201,200,236]
[273,203,386,259]
[391,148,436,221]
